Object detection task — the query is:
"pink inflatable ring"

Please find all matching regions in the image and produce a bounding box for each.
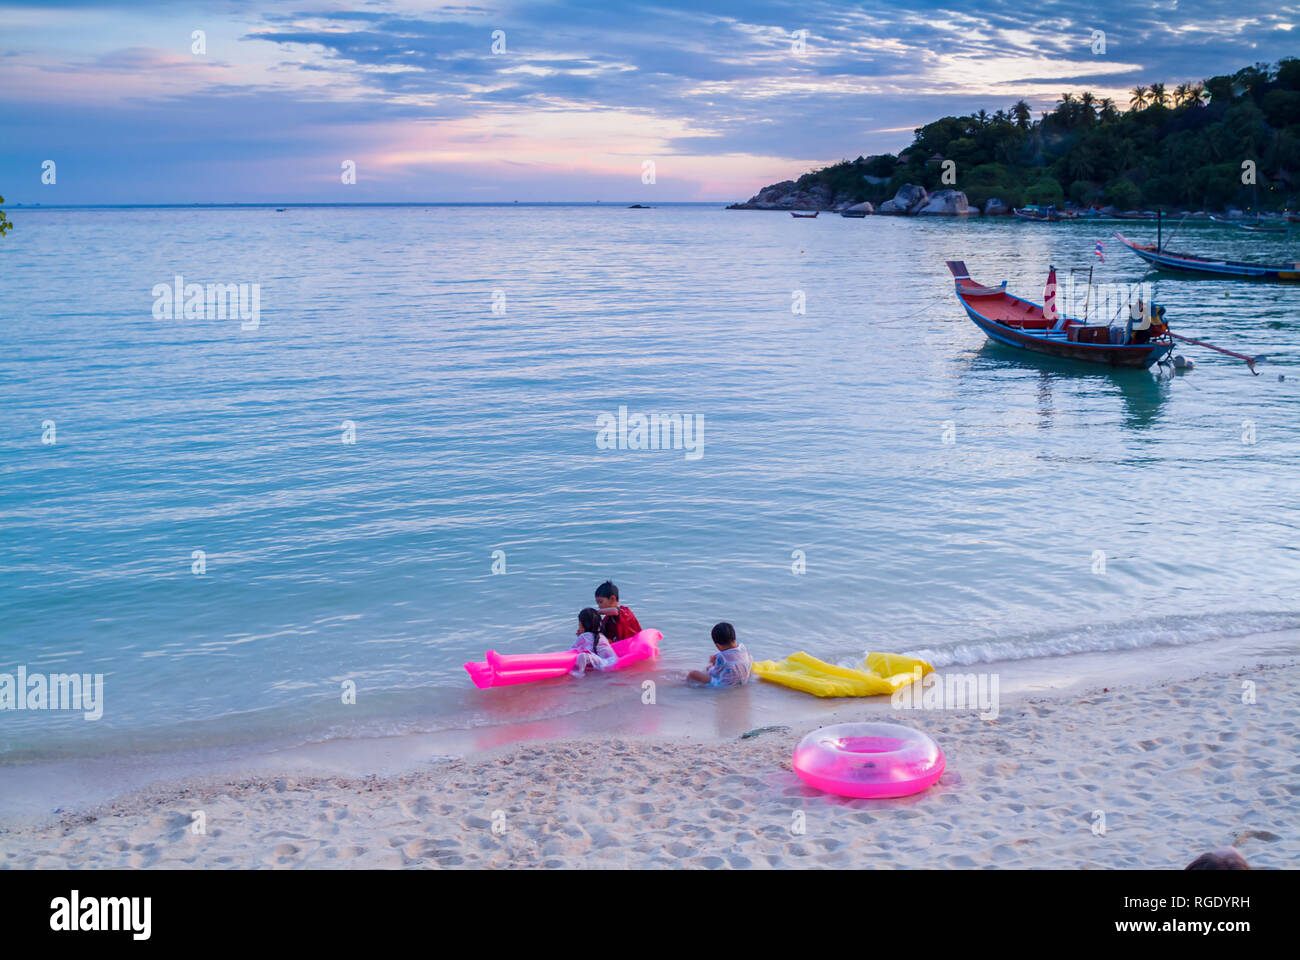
[793,722,944,798]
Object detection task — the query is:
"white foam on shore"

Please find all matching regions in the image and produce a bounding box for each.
[904,611,1300,668]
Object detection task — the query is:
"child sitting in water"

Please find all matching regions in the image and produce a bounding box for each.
[688,622,752,687]
[594,580,643,641]
[571,607,618,676]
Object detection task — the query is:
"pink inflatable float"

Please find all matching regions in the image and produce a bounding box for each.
[464,629,662,689]
[792,722,944,798]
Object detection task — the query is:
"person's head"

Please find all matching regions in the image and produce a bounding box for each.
[595,580,620,608]
[578,607,603,637]
[1185,848,1250,870]
[711,622,737,649]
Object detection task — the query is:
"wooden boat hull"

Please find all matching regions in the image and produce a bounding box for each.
[948,261,1172,369]
[1115,233,1300,281]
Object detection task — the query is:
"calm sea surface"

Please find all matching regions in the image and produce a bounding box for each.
[2,204,1299,761]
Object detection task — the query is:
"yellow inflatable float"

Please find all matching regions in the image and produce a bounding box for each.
[752,651,934,698]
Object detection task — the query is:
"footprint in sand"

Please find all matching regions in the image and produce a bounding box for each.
[329,845,367,860]
[127,844,161,868]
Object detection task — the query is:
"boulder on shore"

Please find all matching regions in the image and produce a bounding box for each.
[917,189,973,216]
[842,201,875,216]
[878,184,928,215]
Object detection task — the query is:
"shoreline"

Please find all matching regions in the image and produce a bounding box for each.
[2,644,1296,868]
[3,623,1298,827]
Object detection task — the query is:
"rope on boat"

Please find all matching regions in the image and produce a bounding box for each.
[1169,331,1261,375]
[1164,212,1191,249]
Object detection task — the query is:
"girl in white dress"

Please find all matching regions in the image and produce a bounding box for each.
[570,607,618,676]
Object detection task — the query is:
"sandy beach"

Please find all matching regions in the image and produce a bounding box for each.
[2,661,1294,869]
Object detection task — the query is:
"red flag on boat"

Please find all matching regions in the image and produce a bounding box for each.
[1044,266,1058,321]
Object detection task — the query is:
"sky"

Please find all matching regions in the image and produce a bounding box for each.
[1,0,1296,203]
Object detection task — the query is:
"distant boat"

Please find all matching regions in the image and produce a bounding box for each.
[275,208,286,212]
[1012,205,1078,222]
[790,210,819,218]
[1114,232,1300,282]
[948,260,1173,368]
[627,204,653,209]
[840,209,868,218]
[1207,215,1287,234]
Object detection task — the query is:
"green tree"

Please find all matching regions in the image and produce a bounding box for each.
[1079,91,1096,123]
[0,195,11,237]
[1263,89,1300,127]
[1129,86,1148,110]
[1106,179,1140,209]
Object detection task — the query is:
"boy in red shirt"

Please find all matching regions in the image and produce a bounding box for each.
[595,580,643,641]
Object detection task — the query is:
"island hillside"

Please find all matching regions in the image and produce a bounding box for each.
[729,59,1300,216]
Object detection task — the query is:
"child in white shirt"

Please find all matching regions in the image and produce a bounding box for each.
[688,622,752,687]
[571,607,618,676]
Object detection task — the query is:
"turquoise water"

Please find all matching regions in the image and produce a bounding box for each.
[2,205,1299,761]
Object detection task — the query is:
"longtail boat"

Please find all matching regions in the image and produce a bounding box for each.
[790,210,819,218]
[1114,232,1300,281]
[948,261,1174,368]
[1012,205,1078,222]
[1209,215,1287,234]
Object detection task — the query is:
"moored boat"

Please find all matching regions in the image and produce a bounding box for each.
[1012,204,1079,222]
[947,261,1173,368]
[790,210,819,218]
[1209,214,1287,233]
[1114,232,1300,281]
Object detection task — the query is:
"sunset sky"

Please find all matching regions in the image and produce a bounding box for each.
[2,0,1296,203]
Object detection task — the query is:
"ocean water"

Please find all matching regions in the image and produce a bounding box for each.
[2,204,1299,763]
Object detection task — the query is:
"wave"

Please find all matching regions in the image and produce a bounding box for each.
[902,611,1300,668]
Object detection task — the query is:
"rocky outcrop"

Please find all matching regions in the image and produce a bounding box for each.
[916,189,973,215]
[983,198,1010,216]
[841,201,875,217]
[878,183,928,215]
[727,180,860,212]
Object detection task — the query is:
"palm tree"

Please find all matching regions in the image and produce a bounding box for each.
[1080,91,1096,123]
[1129,85,1148,110]
[1186,83,1205,106]
[1173,83,1190,107]
[1057,92,1076,125]
[1011,100,1032,129]
[1149,82,1168,107]
[1099,97,1119,122]
[975,109,990,127]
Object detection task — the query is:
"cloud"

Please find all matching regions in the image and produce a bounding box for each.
[1,0,1297,201]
